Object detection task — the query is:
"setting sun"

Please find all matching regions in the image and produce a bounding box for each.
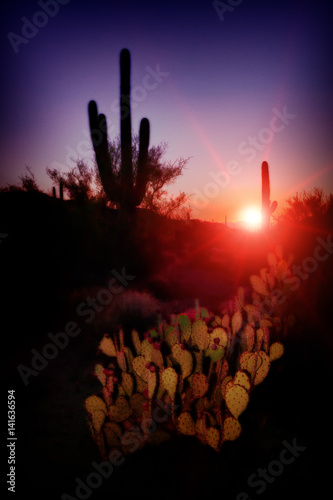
[242,207,262,230]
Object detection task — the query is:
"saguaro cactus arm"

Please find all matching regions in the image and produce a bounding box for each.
[262,161,270,207]
[261,161,270,230]
[134,117,150,205]
[261,161,277,229]
[88,100,119,203]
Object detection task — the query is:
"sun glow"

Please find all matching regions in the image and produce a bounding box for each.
[242,207,262,231]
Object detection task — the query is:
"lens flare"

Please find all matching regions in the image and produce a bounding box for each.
[242,207,262,230]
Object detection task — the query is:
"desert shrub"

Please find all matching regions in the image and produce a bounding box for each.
[0,166,40,192]
[280,187,332,225]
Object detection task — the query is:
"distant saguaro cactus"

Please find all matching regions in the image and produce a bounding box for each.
[52,179,63,200]
[59,178,63,201]
[261,161,277,230]
[88,49,150,215]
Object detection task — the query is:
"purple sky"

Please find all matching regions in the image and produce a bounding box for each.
[1,0,332,221]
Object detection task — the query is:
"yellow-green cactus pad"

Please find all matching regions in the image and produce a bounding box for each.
[221,375,233,398]
[133,356,147,381]
[91,410,106,434]
[118,385,126,397]
[225,384,249,419]
[243,325,255,351]
[124,347,134,372]
[255,328,264,351]
[233,370,251,391]
[221,314,230,328]
[243,351,270,385]
[172,344,193,378]
[109,396,133,423]
[205,344,225,363]
[121,372,134,397]
[191,373,209,399]
[249,275,269,296]
[275,259,289,280]
[206,427,220,451]
[195,414,207,437]
[147,370,157,399]
[244,304,261,324]
[177,412,196,436]
[207,327,228,361]
[85,395,108,415]
[254,351,270,385]
[151,347,164,371]
[192,319,210,350]
[164,325,179,347]
[161,367,178,400]
[141,341,153,361]
[260,318,273,329]
[211,327,228,348]
[94,364,106,386]
[177,314,192,341]
[212,315,222,327]
[240,352,253,371]
[117,351,127,372]
[269,342,284,361]
[99,335,117,357]
[267,252,277,267]
[223,416,242,441]
[232,310,243,335]
[135,374,148,393]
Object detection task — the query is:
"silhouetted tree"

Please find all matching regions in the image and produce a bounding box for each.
[281,187,332,223]
[98,134,191,218]
[46,161,96,202]
[46,136,191,218]
[0,166,40,192]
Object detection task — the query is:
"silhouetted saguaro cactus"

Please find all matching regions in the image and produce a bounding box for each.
[59,178,63,201]
[261,161,277,230]
[88,49,150,215]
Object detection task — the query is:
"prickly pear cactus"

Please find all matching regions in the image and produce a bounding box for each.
[85,248,290,457]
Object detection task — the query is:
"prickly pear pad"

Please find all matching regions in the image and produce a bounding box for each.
[225,384,249,419]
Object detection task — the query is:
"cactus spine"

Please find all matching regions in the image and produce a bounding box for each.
[88,49,150,215]
[261,161,277,230]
